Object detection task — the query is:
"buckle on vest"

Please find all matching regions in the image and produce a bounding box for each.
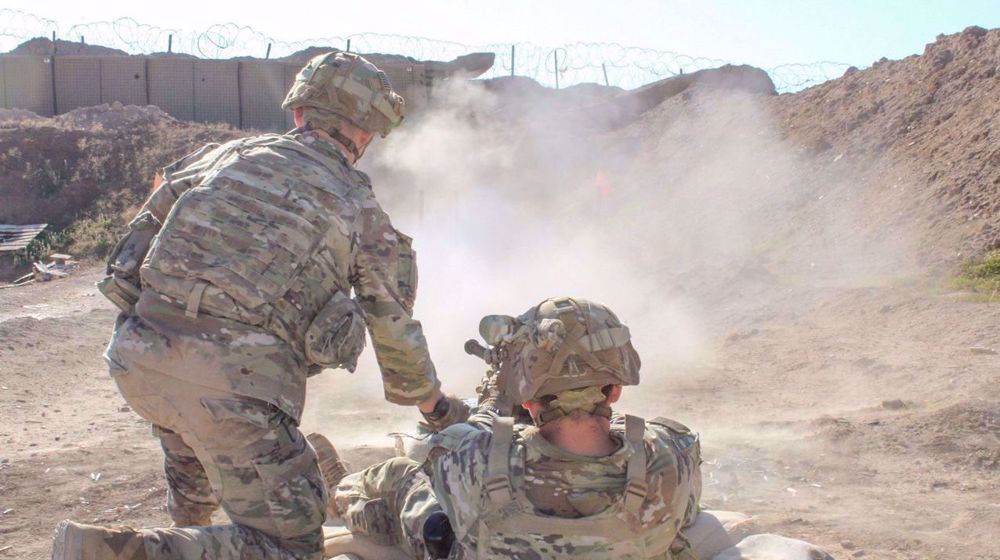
[484,475,513,503]
[624,479,648,511]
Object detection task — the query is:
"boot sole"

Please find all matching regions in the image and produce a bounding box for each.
[306,432,348,521]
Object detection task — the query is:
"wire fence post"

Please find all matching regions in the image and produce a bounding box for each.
[510,44,515,77]
[601,62,609,86]
[548,48,561,89]
[167,34,172,53]
[265,43,271,59]
[346,39,351,52]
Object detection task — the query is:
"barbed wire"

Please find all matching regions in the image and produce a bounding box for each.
[0,9,854,92]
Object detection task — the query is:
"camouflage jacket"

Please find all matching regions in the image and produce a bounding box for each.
[429,412,702,559]
[130,130,438,416]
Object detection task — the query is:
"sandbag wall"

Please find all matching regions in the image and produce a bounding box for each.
[0,54,424,130]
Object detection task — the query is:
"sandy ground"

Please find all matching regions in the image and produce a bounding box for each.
[0,267,997,559]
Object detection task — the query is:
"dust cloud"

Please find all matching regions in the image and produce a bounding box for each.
[301,78,914,445]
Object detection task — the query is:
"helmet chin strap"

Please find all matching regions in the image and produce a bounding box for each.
[304,121,364,161]
[326,127,364,161]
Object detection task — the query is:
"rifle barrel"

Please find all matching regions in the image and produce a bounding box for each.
[464,339,488,361]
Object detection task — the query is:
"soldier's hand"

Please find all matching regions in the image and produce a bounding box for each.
[417,388,445,414]
[420,395,471,432]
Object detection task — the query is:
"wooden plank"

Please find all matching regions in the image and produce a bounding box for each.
[0,224,47,232]
[0,223,47,252]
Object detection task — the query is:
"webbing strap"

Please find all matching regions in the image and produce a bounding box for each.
[623,415,649,514]
[546,322,587,378]
[185,281,208,319]
[477,416,515,559]
[579,325,631,352]
[336,75,402,124]
[546,299,608,375]
[484,417,514,506]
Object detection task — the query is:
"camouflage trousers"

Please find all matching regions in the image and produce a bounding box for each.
[333,457,442,559]
[105,315,327,559]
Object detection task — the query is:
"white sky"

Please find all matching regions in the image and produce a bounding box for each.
[4,0,999,69]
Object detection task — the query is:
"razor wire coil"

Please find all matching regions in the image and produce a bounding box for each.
[0,9,854,92]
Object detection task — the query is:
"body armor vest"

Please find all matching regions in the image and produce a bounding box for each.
[474,416,678,559]
[141,134,368,368]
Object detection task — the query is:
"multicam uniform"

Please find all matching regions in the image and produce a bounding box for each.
[103,128,438,559]
[333,297,702,559]
[431,413,702,559]
[334,410,701,560]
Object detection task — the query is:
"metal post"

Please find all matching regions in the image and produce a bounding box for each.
[168,34,173,53]
[143,57,151,105]
[51,31,57,54]
[80,36,84,44]
[510,45,515,77]
[602,63,609,87]
[346,39,351,52]
[2,57,8,109]
[553,50,559,89]
[49,50,57,115]
[236,61,244,129]
[265,43,272,59]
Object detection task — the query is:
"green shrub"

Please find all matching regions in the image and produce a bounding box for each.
[11,230,72,266]
[953,250,1000,301]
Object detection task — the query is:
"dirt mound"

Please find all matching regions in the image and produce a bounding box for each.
[476,64,774,129]
[281,48,494,77]
[9,37,129,56]
[0,112,245,263]
[773,25,1000,261]
[815,401,999,471]
[53,102,173,129]
[0,107,42,124]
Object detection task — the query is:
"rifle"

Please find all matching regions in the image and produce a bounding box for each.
[464,337,515,416]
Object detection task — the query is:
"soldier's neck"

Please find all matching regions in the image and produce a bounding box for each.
[307,129,357,164]
[539,417,618,457]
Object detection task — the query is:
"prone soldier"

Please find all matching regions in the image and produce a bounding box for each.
[324,296,704,559]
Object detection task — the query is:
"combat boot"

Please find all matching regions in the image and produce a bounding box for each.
[52,520,147,560]
[307,433,349,520]
[169,514,213,528]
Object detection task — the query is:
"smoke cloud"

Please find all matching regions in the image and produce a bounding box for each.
[301,78,915,444]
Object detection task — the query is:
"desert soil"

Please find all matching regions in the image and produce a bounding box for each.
[0,268,996,560]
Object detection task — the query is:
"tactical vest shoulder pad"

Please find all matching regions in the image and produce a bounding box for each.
[352,169,373,190]
[648,416,693,436]
[428,422,483,453]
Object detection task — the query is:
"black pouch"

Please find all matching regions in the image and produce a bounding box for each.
[97,212,162,314]
[304,292,367,372]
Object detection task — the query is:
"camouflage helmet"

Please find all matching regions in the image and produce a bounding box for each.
[482,297,640,408]
[282,51,405,138]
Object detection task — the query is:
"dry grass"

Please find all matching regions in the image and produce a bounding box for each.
[0,116,246,262]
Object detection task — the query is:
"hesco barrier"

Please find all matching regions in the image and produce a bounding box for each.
[0,54,429,130]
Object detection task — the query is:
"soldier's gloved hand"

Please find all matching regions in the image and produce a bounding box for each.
[419,395,470,431]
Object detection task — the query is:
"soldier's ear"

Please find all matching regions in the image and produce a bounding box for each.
[522,400,544,418]
[606,385,622,404]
